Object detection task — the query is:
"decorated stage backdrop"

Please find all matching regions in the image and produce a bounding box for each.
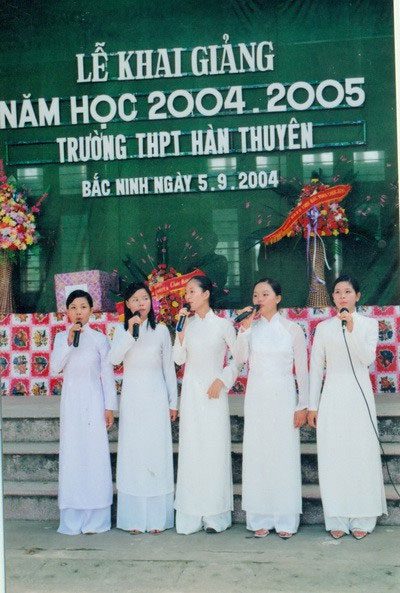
[0,307,399,398]
[0,0,398,313]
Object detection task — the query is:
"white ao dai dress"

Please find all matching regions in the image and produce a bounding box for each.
[52,326,118,535]
[309,312,387,533]
[109,322,177,532]
[236,313,309,534]
[173,310,238,534]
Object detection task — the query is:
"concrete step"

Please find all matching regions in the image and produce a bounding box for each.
[3,481,400,525]
[2,394,400,443]
[3,441,400,485]
[2,395,400,523]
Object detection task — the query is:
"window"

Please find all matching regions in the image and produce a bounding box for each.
[256,155,287,179]
[212,209,240,299]
[61,214,89,270]
[302,152,334,182]
[353,151,385,182]
[59,165,87,196]
[208,157,237,172]
[16,168,43,196]
[19,245,43,294]
[16,169,44,299]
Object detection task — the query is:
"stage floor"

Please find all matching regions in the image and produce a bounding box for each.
[4,521,399,593]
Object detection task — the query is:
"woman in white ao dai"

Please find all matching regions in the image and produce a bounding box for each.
[236,278,309,538]
[52,290,117,536]
[173,275,239,535]
[308,276,387,540]
[109,283,178,534]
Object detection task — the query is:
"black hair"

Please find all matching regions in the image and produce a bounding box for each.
[189,274,215,309]
[253,277,282,307]
[331,274,360,295]
[66,290,93,309]
[123,282,156,330]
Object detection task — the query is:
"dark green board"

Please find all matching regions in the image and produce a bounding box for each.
[0,0,397,311]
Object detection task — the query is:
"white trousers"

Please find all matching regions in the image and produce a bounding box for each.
[176,510,231,535]
[58,507,111,535]
[246,513,300,534]
[117,491,174,532]
[325,516,377,534]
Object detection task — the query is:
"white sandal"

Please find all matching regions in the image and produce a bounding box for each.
[351,530,368,540]
[254,529,269,538]
[277,532,294,539]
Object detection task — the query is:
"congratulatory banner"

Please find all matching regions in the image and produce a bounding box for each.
[1,38,367,197]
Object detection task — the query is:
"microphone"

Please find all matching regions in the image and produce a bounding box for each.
[340,307,349,328]
[131,312,141,341]
[176,304,191,333]
[73,322,82,348]
[235,304,260,323]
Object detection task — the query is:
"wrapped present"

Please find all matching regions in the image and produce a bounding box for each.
[54,270,117,312]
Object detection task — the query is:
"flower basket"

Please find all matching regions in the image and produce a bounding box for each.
[262,178,351,308]
[0,160,47,312]
[0,252,14,313]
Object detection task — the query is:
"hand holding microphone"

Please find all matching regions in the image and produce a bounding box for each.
[128,311,142,340]
[235,304,260,329]
[68,321,82,347]
[339,307,353,332]
[176,304,191,333]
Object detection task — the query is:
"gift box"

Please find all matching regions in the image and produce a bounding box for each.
[54,270,117,312]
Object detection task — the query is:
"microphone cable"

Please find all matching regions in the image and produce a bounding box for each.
[341,326,400,499]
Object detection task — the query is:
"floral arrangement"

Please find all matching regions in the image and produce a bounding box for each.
[113,225,209,327]
[289,203,349,238]
[0,162,47,256]
[261,174,352,306]
[147,264,185,326]
[288,182,349,239]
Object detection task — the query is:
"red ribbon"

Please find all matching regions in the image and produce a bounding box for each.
[150,268,204,299]
[262,184,352,245]
[115,268,205,316]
